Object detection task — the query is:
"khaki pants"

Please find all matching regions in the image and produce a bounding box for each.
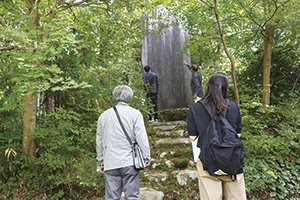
[196,158,247,200]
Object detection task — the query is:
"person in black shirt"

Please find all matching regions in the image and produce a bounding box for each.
[143,65,159,121]
[187,73,246,200]
[183,60,203,102]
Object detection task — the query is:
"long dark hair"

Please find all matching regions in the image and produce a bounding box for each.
[202,73,229,115]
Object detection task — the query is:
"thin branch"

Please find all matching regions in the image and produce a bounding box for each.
[69,8,78,21]
[261,0,280,28]
[66,8,100,38]
[251,29,260,41]
[205,31,221,39]
[58,0,107,10]
[39,11,56,42]
[233,28,259,36]
[236,0,264,30]
[292,71,300,93]
[0,45,16,51]
[199,0,213,8]
[0,18,7,26]
[239,29,260,43]
[58,0,89,10]
[260,29,267,38]
[213,0,239,103]
[24,0,33,11]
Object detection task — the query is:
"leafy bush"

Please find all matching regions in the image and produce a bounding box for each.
[240,93,300,199]
[238,41,300,105]
[0,107,105,199]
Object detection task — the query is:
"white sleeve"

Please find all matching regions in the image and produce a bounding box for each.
[96,116,104,168]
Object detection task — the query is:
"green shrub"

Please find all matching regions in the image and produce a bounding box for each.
[0,107,105,199]
[240,95,300,199]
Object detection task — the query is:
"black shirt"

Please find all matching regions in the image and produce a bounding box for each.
[187,100,242,149]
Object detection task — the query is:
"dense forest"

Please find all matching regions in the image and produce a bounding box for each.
[1,0,300,199]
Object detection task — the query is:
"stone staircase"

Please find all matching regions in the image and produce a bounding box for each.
[129,120,199,200]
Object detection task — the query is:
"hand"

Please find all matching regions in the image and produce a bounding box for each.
[100,168,105,174]
[144,157,151,166]
[189,135,198,141]
[193,94,197,99]
[183,60,187,65]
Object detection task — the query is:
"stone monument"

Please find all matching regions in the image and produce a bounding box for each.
[141,7,192,111]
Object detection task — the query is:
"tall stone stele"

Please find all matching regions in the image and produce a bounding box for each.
[141,6,193,111]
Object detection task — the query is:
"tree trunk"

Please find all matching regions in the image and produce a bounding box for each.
[22,1,40,157]
[22,85,37,157]
[46,94,55,113]
[213,0,239,104]
[262,24,275,105]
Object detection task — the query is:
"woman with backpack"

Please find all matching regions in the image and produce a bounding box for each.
[187,73,247,200]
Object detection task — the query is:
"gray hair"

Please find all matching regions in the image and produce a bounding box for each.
[112,85,133,103]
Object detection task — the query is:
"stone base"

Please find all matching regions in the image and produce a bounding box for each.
[121,188,164,200]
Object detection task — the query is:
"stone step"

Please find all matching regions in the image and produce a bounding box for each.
[144,170,197,186]
[151,158,193,170]
[153,125,176,131]
[154,138,191,148]
[144,172,167,182]
[149,120,187,127]
[121,188,164,200]
[157,130,185,137]
[172,170,198,186]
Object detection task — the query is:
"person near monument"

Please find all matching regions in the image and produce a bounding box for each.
[187,73,247,200]
[143,65,159,121]
[183,60,203,103]
[96,85,151,200]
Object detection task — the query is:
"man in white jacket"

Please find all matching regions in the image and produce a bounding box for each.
[96,85,151,200]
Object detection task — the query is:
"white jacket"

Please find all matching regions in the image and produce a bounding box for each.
[96,103,151,171]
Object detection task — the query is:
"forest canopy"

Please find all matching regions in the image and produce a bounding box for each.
[1,0,300,199]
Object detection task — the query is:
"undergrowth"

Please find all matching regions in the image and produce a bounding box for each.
[1,93,300,199]
[0,108,105,199]
[240,93,300,199]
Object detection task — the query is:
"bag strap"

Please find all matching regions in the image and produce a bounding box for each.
[231,175,237,181]
[199,100,227,119]
[200,100,214,118]
[113,106,133,146]
[200,100,238,137]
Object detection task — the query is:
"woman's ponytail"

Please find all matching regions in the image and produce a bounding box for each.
[202,73,229,115]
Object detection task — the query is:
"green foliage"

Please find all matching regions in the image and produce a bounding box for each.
[160,165,169,171]
[1,0,300,199]
[173,159,189,169]
[0,107,105,199]
[0,0,150,198]
[240,94,300,199]
[238,39,300,105]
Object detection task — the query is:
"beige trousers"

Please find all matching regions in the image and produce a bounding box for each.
[196,158,247,200]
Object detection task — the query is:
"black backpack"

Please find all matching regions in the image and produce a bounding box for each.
[199,100,245,181]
